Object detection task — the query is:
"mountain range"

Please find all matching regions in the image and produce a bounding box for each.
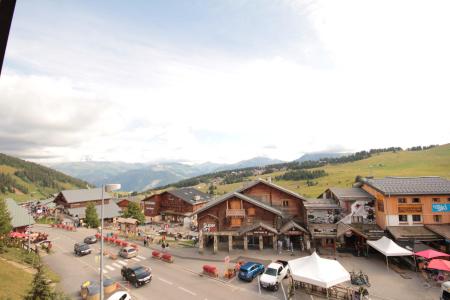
[50,156,286,192]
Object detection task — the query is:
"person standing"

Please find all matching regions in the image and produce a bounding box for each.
[277,239,283,255]
[290,240,294,256]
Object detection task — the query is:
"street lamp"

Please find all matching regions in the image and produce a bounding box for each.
[100,183,121,300]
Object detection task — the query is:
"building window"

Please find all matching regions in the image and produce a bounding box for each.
[432,198,441,203]
[282,200,289,207]
[398,215,408,223]
[412,215,422,223]
[397,198,406,204]
[412,198,420,203]
[434,215,442,223]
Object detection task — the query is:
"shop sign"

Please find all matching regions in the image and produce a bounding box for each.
[284,230,302,236]
[398,205,422,214]
[432,203,450,213]
[202,223,216,232]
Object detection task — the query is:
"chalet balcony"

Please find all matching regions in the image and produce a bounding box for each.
[226,209,246,217]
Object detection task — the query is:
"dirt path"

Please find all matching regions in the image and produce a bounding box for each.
[0,256,36,274]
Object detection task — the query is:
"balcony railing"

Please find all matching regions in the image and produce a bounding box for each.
[226,209,246,217]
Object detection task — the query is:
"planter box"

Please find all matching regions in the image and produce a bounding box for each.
[161,254,173,263]
[152,251,161,259]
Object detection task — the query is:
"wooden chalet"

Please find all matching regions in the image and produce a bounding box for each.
[142,187,211,223]
[53,188,121,221]
[193,179,309,253]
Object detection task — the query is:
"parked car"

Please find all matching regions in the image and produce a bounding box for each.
[84,235,97,244]
[260,260,289,291]
[74,243,92,256]
[121,265,152,288]
[106,291,132,300]
[238,262,265,282]
[119,246,137,259]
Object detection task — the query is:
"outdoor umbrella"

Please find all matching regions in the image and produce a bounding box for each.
[428,259,450,272]
[415,249,450,260]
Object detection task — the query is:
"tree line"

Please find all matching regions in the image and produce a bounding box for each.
[0,153,89,195]
[275,169,327,181]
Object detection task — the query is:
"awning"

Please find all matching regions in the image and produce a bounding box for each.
[388,226,441,242]
[428,259,450,272]
[238,222,278,236]
[288,252,350,288]
[280,221,308,235]
[367,236,413,256]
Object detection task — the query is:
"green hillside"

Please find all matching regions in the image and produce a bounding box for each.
[0,153,90,202]
[191,144,450,198]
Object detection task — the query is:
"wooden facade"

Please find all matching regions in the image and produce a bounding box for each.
[142,190,208,222]
[362,183,450,229]
[197,195,281,233]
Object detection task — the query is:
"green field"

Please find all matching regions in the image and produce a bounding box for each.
[196,144,450,198]
[0,259,33,300]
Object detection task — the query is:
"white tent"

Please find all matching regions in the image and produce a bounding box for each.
[288,252,350,288]
[367,236,412,256]
[367,236,413,269]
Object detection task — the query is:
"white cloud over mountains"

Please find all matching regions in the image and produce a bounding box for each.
[0,0,449,163]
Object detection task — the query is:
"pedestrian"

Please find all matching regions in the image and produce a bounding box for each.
[143,237,147,247]
[277,239,283,255]
[165,242,169,250]
[162,242,166,253]
[290,241,294,256]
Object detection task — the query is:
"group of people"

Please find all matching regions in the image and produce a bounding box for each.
[278,238,295,255]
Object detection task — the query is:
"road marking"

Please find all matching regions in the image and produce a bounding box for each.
[157,277,173,285]
[137,255,146,260]
[131,257,141,262]
[98,268,108,274]
[106,265,115,271]
[112,263,121,268]
[310,295,314,300]
[177,286,196,296]
[118,260,127,266]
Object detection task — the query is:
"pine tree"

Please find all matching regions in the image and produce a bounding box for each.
[24,264,54,300]
[84,202,99,228]
[122,202,145,224]
[0,198,12,252]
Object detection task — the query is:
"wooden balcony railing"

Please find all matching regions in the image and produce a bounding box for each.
[226,209,246,217]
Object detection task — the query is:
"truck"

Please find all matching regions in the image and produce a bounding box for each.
[259,260,289,291]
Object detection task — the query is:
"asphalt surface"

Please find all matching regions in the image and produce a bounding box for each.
[35,225,292,300]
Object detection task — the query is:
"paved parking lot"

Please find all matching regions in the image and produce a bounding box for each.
[36,224,442,300]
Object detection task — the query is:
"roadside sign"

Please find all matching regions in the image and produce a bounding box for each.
[224,256,230,264]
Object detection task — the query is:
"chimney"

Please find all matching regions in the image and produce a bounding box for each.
[267,176,272,183]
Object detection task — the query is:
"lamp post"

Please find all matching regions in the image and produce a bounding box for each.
[100,183,121,300]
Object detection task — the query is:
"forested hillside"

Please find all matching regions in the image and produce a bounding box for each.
[0,153,90,201]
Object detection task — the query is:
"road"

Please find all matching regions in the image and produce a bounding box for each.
[36,225,290,300]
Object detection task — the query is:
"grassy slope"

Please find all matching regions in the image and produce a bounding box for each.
[195,144,450,198]
[0,259,33,300]
[0,160,88,202]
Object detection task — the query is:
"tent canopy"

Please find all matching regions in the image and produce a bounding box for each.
[415,249,450,260]
[288,252,350,288]
[367,236,413,256]
[428,259,450,272]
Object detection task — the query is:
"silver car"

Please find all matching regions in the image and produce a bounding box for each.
[119,246,137,259]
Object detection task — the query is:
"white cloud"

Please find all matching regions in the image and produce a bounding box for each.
[1,0,449,163]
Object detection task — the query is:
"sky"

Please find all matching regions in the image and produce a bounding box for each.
[1,0,449,164]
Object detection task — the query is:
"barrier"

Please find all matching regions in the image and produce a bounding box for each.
[152,251,161,259]
[203,265,218,278]
[161,253,173,263]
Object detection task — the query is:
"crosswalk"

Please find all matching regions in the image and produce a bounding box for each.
[100,256,147,274]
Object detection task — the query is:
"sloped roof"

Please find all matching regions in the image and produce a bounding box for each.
[303,199,340,210]
[192,192,283,216]
[388,226,440,241]
[367,236,413,256]
[67,201,121,219]
[280,220,309,234]
[363,177,450,195]
[5,198,35,228]
[237,179,307,201]
[239,222,279,235]
[326,187,374,201]
[425,224,450,240]
[60,188,112,203]
[167,187,211,205]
